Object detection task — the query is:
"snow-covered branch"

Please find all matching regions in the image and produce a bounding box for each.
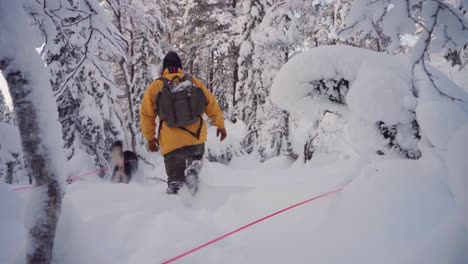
[344,0,468,101]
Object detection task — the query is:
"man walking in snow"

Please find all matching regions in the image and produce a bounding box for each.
[140,51,227,194]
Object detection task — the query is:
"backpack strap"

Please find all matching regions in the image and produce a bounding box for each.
[155,77,165,115]
[157,119,163,141]
[178,116,203,140]
[159,77,179,123]
[157,117,203,141]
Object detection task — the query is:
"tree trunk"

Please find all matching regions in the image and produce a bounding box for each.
[0,2,63,262]
[4,161,14,184]
[112,1,137,152]
[127,92,137,152]
[282,111,298,160]
[208,49,215,93]
[116,59,137,152]
[232,45,240,107]
[1,59,62,264]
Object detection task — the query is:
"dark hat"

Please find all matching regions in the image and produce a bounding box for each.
[163,51,182,73]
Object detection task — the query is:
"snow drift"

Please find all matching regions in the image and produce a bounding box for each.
[267,45,468,263]
[0,183,26,264]
[205,120,246,164]
[271,45,468,162]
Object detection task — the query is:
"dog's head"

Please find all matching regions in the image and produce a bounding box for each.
[111,140,124,163]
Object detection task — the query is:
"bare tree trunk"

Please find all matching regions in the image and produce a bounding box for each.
[208,49,215,93]
[126,92,137,152]
[4,161,14,184]
[282,111,298,160]
[232,45,240,108]
[280,48,297,160]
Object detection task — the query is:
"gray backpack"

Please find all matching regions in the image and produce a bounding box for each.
[155,74,206,139]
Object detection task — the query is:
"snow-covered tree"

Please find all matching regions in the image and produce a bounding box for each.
[234,0,302,160]
[233,0,269,110]
[270,46,466,163]
[341,0,468,98]
[0,123,28,185]
[0,0,67,262]
[23,0,127,174]
[172,0,238,117]
[0,90,14,124]
[232,0,270,154]
[300,0,348,48]
[104,0,168,155]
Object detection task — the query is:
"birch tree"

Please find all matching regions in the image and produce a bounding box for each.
[0,1,67,262]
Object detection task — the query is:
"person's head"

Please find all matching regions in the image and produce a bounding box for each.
[162,51,182,74]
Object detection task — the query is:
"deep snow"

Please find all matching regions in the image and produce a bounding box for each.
[2,151,467,263]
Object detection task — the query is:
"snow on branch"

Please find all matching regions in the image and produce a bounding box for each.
[342,0,468,101]
[271,46,468,161]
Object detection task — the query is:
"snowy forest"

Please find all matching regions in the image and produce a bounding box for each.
[1,0,468,263]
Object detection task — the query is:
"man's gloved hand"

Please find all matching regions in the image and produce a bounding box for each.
[216,127,227,142]
[147,138,159,152]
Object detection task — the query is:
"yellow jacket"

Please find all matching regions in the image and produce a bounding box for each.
[139,69,225,155]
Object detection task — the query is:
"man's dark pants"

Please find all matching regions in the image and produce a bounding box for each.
[164,143,204,194]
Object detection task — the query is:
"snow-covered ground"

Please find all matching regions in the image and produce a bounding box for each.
[2,150,467,264]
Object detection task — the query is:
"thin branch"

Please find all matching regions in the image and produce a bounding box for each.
[337,20,359,36]
[421,59,461,101]
[54,29,94,97]
[433,0,468,30]
[411,3,462,101]
[62,14,93,27]
[91,60,120,90]
[406,0,430,32]
[65,7,96,16]
[366,0,381,6]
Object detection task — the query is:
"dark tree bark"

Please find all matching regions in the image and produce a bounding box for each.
[1,58,63,264]
[282,111,298,160]
[4,161,14,184]
[232,45,240,108]
[208,48,215,93]
[0,3,65,258]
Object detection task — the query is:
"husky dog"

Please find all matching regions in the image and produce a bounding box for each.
[110,141,138,183]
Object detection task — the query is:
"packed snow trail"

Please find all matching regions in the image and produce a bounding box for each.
[9,154,458,264]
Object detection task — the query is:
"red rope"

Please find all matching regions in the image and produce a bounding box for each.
[11,164,111,191]
[10,160,167,191]
[161,185,345,264]
[67,166,109,182]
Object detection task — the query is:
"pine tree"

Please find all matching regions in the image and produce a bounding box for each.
[24,0,127,174]
[235,0,302,159]
[173,0,237,116]
[232,0,270,153]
